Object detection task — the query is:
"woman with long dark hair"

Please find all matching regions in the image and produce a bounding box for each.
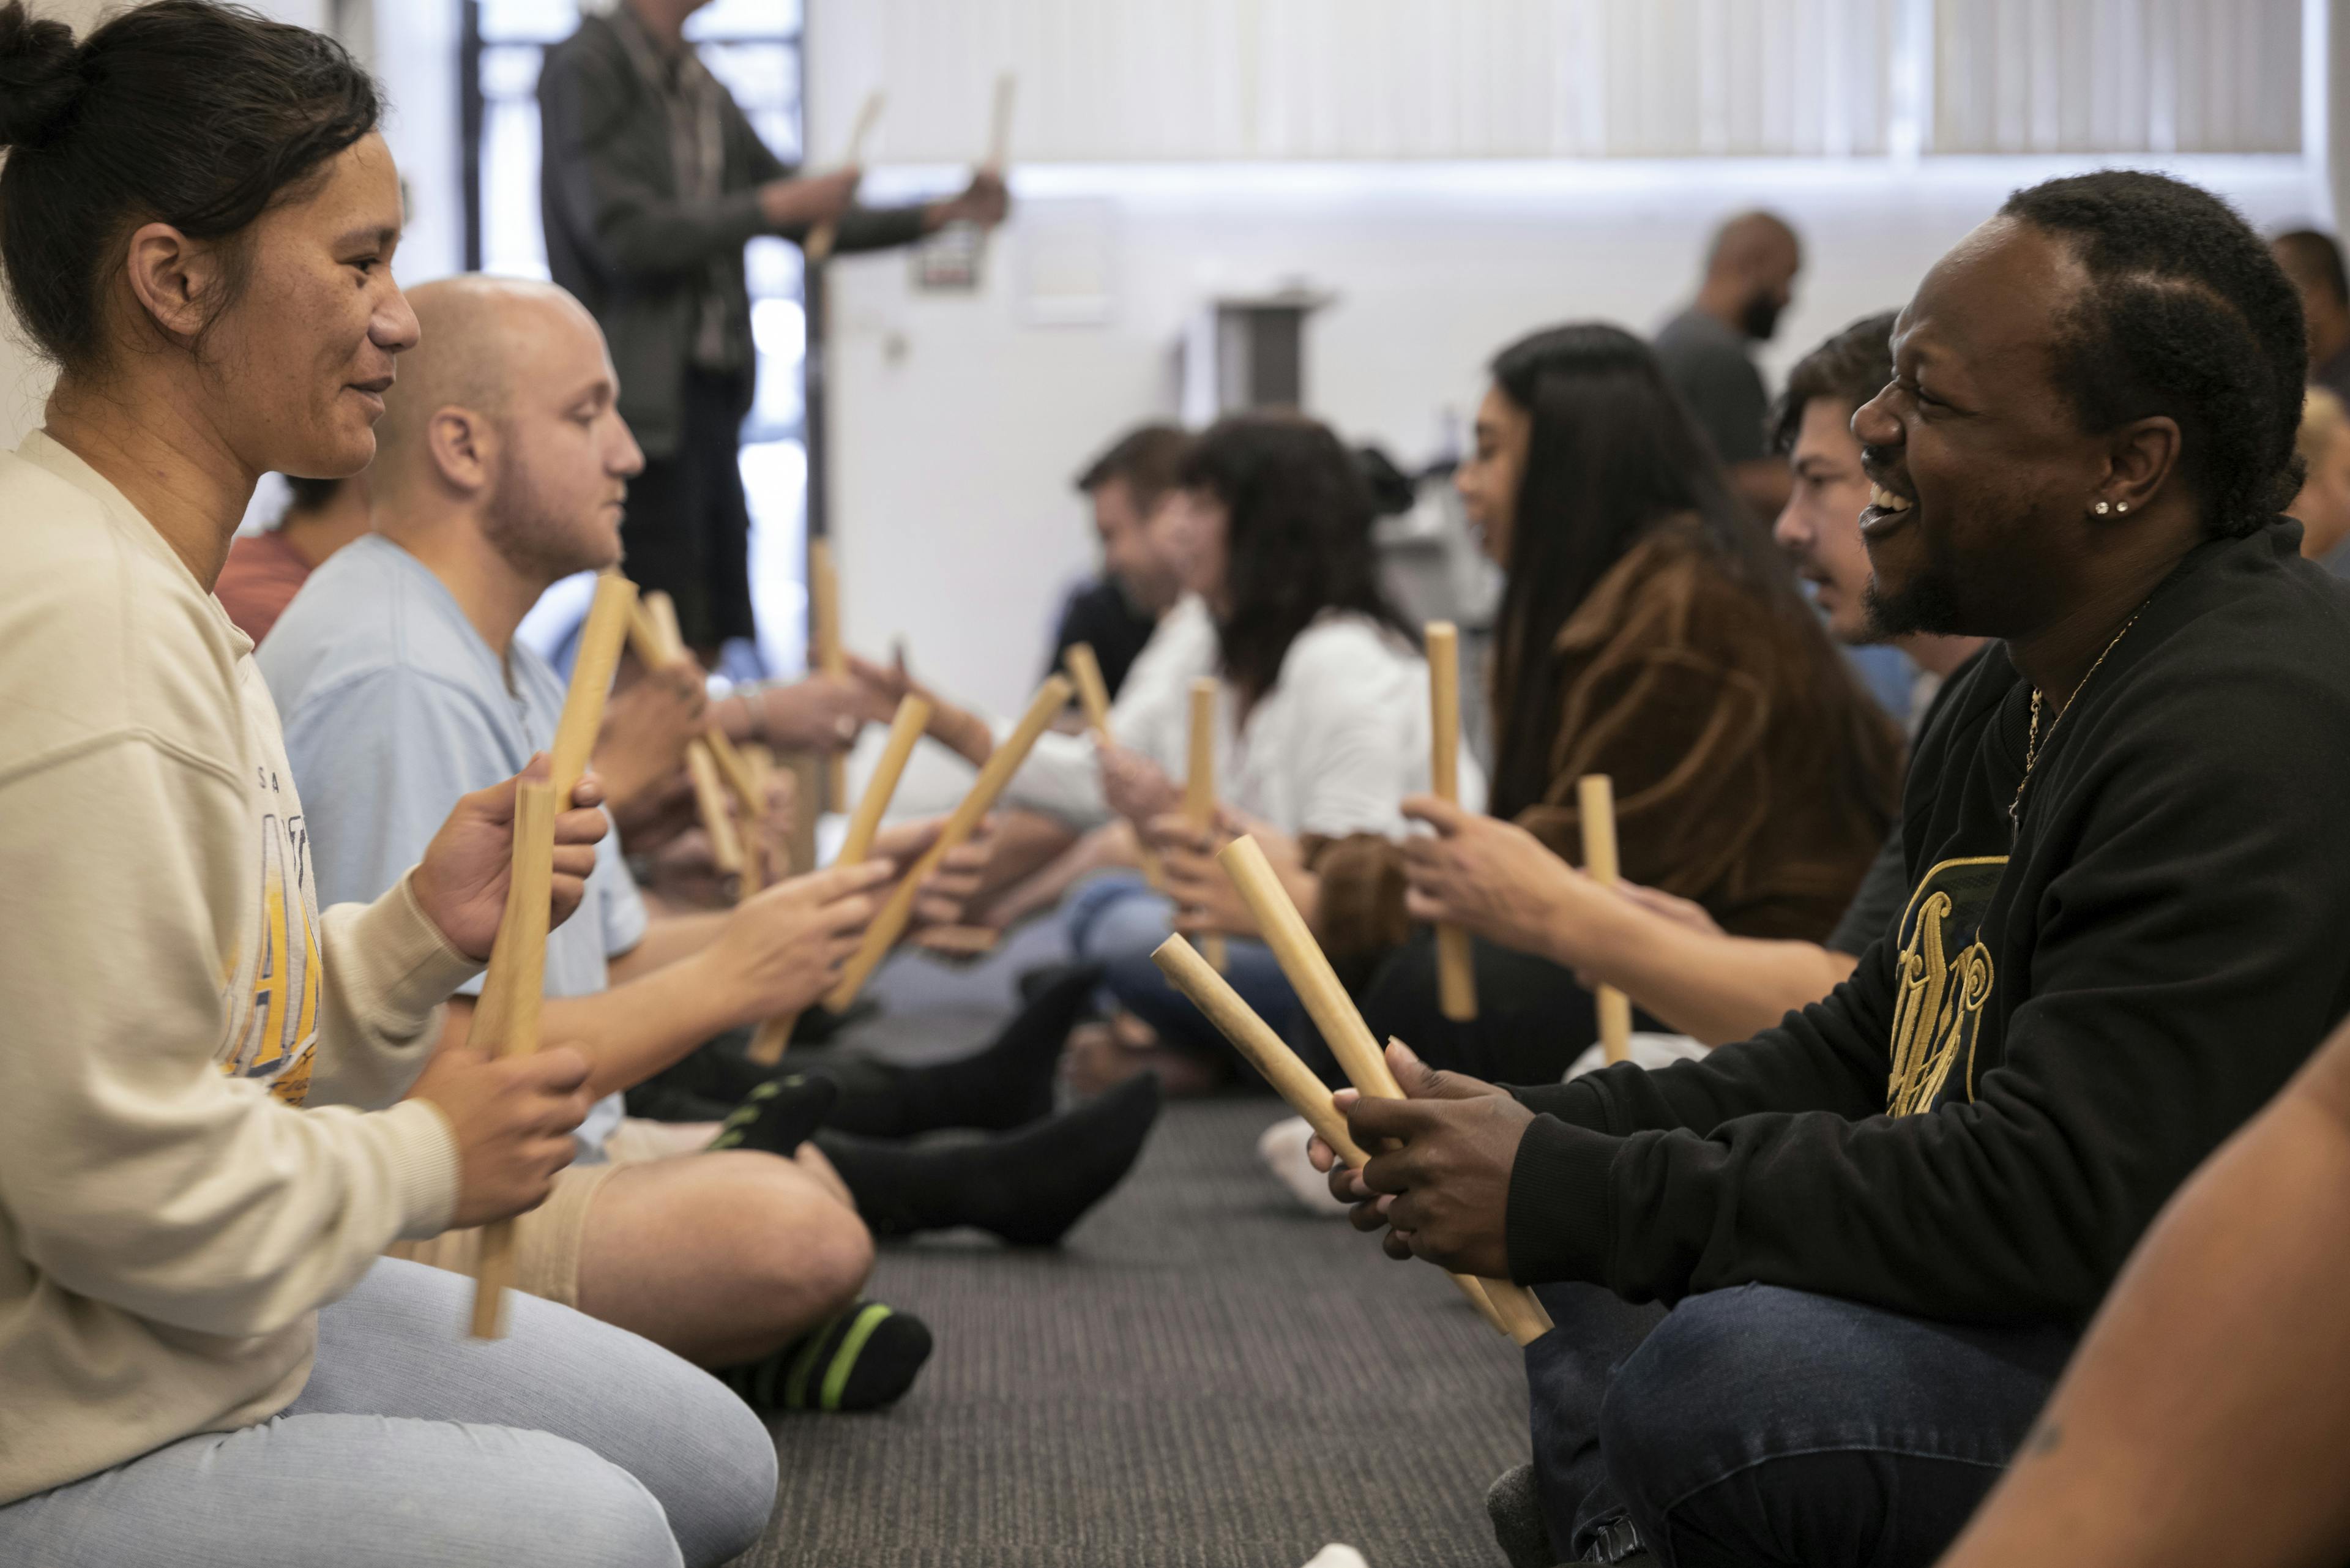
[1329,323,1902,1085]
[0,4,772,1561]
[897,414,1479,1089]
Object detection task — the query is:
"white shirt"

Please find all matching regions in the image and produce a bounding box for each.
[1009,597,1485,837]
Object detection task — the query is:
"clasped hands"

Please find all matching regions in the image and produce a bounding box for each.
[1305,1039,1532,1280]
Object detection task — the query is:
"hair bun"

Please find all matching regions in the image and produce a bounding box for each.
[0,2,86,151]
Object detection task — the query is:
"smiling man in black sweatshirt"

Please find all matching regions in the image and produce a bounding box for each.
[1318,171,2350,1568]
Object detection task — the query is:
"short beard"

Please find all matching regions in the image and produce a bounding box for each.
[1862,558,1966,639]
[481,446,604,585]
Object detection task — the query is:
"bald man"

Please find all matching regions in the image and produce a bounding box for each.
[259,277,1160,1412]
[255,277,930,1410]
[1654,210,1804,517]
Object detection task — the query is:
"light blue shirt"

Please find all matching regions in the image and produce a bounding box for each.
[259,535,643,1157]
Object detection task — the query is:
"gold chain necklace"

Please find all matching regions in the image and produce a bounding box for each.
[2008,608,2144,835]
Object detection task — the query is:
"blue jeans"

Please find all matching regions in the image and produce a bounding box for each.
[1526,1282,2076,1567]
[1065,872,1317,1072]
[0,1257,776,1568]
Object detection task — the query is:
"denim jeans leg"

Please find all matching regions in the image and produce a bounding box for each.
[1597,1285,2076,1568]
[1523,1281,1669,1560]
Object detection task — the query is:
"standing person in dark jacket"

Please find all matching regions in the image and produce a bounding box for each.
[539,0,1007,657]
[1314,171,2350,1568]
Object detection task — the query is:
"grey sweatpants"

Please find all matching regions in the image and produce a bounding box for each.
[0,1256,777,1567]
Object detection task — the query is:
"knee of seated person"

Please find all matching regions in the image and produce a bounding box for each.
[1597,1285,1802,1515]
[739,1181,873,1320]
[474,1432,688,1568]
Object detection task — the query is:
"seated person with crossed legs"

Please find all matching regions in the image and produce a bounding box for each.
[263,276,1159,1413]
[1316,172,2350,1568]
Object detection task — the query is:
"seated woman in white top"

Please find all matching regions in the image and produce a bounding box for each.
[889,414,1480,1091]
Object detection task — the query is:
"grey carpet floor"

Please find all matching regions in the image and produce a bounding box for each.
[746,1097,1528,1568]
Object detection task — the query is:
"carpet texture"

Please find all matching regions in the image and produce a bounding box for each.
[747,1097,1528,1567]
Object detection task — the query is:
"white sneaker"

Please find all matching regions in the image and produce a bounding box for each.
[1300,1547,1371,1568]
[1258,1114,1352,1216]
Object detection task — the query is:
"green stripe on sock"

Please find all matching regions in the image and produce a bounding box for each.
[819,1304,895,1412]
[782,1310,842,1409]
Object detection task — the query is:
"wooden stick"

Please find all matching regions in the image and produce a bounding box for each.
[466,780,556,1338]
[631,589,744,878]
[1064,643,1164,889]
[824,675,1072,1011]
[745,694,931,1065]
[1146,934,1508,1338]
[1426,622,1477,1021]
[466,584,636,1338]
[1578,774,1633,1066]
[551,572,638,791]
[808,537,850,811]
[1154,935,1360,1162]
[983,72,1016,174]
[1214,835,1554,1346]
[804,90,886,266]
[1185,678,1229,972]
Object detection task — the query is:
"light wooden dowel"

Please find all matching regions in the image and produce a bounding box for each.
[983,72,1016,174]
[631,589,744,878]
[1152,935,1362,1163]
[550,572,637,791]
[1148,935,1514,1342]
[466,781,558,1338]
[1426,621,1477,1021]
[1577,774,1634,1066]
[1064,643,1163,889]
[1214,835,1554,1346]
[746,694,931,1066]
[823,675,1072,1012]
[1185,678,1228,972]
[808,538,849,811]
[802,92,886,266]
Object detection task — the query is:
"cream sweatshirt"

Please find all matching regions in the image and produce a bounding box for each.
[0,434,472,1504]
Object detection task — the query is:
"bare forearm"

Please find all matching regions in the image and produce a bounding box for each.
[986,824,1131,927]
[1936,1075,2350,1568]
[605,908,728,985]
[1560,902,1855,1047]
[441,956,747,1100]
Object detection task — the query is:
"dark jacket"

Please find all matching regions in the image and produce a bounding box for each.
[538,15,926,457]
[1504,523,2350,1326]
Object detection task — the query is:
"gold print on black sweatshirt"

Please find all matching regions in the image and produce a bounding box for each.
[1886,856,2007,1116]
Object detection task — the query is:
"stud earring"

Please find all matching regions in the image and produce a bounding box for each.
[2094,501,2111,515]
[2116,501,2129,513]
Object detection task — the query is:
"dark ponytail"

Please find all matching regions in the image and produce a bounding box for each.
[0,0,380,373]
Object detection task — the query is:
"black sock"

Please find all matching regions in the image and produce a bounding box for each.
[815,963,1104,1138]
[720,1301,933,1413]
[816,1071,1161,1245]
[706,1074,840,1157]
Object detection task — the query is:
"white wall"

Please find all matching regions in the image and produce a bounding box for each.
[826,153,2326,720]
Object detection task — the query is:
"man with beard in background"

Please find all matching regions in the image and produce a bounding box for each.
[1654,210,1804,518]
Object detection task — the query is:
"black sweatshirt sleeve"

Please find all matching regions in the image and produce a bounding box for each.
[1501,652,2350,1324]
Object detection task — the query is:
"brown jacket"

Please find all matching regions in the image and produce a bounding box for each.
[1314,520,1903,979]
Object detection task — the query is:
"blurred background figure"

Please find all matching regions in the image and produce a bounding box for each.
[215,474,371,645]
[1652,211,1804,520]
[1046,424,1190,701]
[539,0,1007,662]
[2292,386,2350,573]
[2272,228,2350,405]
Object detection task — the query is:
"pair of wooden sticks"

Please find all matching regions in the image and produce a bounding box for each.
[1423,621,1631,1065]
[625,589,770,887]
[468,570,640,1338]
[803,74,1017,266]
[1152,836,1554,1346]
